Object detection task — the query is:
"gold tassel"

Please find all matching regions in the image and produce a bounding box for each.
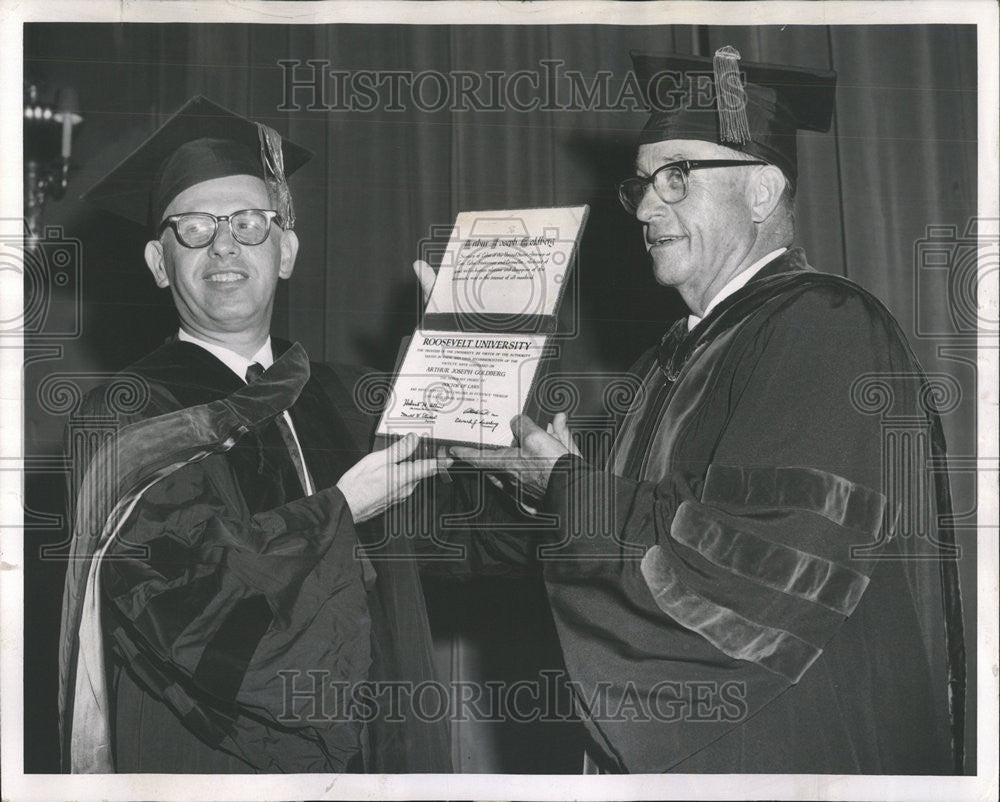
[713,46,751,145]
[257,123,295,229]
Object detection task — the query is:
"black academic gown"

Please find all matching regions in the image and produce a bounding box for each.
[64,338,450,773]
[540,248,966,774]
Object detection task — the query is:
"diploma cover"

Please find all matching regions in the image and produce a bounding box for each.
[377,206,589,447]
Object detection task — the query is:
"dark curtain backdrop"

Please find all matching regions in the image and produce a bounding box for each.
[23,23,977,773]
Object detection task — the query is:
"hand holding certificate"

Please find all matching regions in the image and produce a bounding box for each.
[377,206,589,447]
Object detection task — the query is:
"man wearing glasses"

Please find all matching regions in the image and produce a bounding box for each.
[453,49,966,774]
[59,97,451,773]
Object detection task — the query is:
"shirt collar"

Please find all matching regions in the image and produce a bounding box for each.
[688,247,787,331]
[177,328,273,382]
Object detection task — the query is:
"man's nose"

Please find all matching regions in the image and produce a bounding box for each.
[636,184,670,224]
[209,221,240,257]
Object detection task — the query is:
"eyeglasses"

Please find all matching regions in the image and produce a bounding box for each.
[617,159,769,215]
[158,209,283,249]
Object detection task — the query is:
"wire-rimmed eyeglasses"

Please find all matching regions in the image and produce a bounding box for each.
[158,209,284,249]
[617,160,768,215]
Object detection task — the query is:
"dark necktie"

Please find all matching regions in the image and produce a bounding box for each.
[245,362,312,495]
[656,317,690,381]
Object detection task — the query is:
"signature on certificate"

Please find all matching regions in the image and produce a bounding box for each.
[400,397,442,420]
[455,407,500,432]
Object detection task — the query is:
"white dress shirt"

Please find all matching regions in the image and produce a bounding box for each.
[177,329,315,494]
[687,247,787,331]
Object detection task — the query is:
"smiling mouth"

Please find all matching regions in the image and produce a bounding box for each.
[205,272,248,283]
[648,235,685,248]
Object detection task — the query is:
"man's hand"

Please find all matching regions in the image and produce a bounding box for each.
[547,412,582,458]
[413,259,436,309]
[337,433,450,523]
[450,414,573,499]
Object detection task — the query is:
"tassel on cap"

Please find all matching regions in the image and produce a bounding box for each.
[713,46,751,145]
[257,122,295,229]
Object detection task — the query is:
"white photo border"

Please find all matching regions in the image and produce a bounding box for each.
[2,2,996,801]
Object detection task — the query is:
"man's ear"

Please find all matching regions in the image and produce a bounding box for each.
[144,240,170,288]
[278,229,299,280]
[749,165,787,223]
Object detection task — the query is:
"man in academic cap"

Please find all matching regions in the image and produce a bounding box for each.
[59,97,451,773]
[451,48,966,774]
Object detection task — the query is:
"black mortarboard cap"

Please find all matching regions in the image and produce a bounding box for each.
[82,95,312,229]
[631,48,836,190]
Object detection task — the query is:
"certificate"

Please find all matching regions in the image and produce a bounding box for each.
[376,331,549,447]
[377,205,588,446]
[421,205,589,333]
